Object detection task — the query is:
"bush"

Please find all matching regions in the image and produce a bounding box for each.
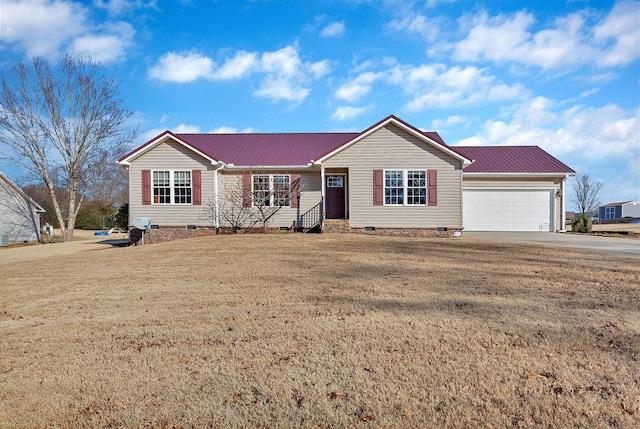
[115,203,129,231]
[571,214,592,233]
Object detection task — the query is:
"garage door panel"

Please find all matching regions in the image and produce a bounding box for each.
[464,190,552,232]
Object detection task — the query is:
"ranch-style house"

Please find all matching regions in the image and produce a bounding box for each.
[118,115,575,242]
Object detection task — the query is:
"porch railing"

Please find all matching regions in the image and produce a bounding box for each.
[298,200,323,233]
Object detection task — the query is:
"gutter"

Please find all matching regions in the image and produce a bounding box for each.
[220,163,315,170]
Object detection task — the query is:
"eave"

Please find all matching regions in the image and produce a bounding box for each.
[314,115,473,166]
[118,131,218,166]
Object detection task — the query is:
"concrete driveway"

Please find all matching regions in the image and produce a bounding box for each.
[463,231,640,257]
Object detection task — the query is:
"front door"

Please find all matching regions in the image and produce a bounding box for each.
[325,175,346,219]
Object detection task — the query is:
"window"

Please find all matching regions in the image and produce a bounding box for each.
[385,170,404,205]
[252,174,290,207]
[605,206,615,219]
[406,170,426,205]
[385,170,427,206]
[153,171,171,204]
[327,176,344,187]
[153,170,191,204]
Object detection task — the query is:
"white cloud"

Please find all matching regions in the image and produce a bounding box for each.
[174,124,203,133]
[254,45,331,102]
[93,0,158,16]
[68,22,135,63]
[147,52,216,82]
[320,22,346,37]
[210,126,255,133]
[0,0,137,63]
[334,61,527,110]
[454,98,639,163]
[439,3,640,70]
[332,106,370,121]
[148,44,330,103]
[213,51,259,80]
[334,71,382,102]
[592,1,640,67]
[387,12,439,42]
[0,0,87,57]
[431,115,469,129]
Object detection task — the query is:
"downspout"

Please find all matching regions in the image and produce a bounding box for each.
[560,174,568,233]
[214,163,225,234]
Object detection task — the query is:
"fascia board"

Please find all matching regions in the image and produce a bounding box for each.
[220,164,316,170]
[315,117,472,165]
[463,172,576,178]
[118,133,218,166]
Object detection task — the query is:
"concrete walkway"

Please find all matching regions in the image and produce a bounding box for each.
[463,231,640,258]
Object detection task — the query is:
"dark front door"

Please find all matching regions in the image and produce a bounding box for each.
[325,175,346,219]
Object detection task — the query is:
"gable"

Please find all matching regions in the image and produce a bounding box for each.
[323,123,465,169]
[129,139,214,170]
[317,115,470,165]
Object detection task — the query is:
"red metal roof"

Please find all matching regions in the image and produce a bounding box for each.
[176,132,359,166]
[118,117,573,174]
[456,146,575,174]
[119,115,461,166]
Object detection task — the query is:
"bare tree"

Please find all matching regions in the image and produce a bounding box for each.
[200,172,301,233]
[250,172,300,232]
[200,180,260,233]
[570,173,603,215]
[0,55,138,241]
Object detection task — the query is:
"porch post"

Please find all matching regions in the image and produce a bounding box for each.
[321,166,326,219]
[560,174,568,232]
[214,164,225,234]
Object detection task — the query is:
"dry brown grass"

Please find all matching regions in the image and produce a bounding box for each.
[1,234,639,428]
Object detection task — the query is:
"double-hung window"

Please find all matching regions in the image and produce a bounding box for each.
[153,170,191,204]
[252,174,291,207]
[384,169,427,206]
[604,206,615,219]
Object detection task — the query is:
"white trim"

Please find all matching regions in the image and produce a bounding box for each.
[321,167,326,219]
[0,172,46,213]
[151,169,193,205]
[250,174,292,208]
[214,164,225,229]
[325,173,348,219]
[223,164,315,170]
[382,169,428,207]
[464,172,576,178]
[119,133,218,166]
[560,175,567,232]
[463,188,556,232]
[314,117,472,165]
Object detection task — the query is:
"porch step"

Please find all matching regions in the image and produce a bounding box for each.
[324,219,351,233]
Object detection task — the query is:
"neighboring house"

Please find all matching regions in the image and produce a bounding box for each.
[0,172,45,244]
[598,201,640,221]
[118,115,575,241]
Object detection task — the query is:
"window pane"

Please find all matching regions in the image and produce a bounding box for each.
[253,175,271,207]
[407,170,426,205]
[173,171,191,204]
[384,170,403,205]
[272,175,290,207]
[153,171,171,204]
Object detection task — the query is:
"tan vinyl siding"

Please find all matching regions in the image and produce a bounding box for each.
[463,176,564,232]
[219,171,322,228]
[323,124,464,228]
[128,140,215,226]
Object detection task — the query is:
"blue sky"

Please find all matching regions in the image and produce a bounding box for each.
[0,0,638,209]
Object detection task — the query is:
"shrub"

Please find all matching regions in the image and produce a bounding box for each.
[571,214,592,233]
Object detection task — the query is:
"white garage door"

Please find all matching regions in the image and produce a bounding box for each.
[464,190,553,232]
